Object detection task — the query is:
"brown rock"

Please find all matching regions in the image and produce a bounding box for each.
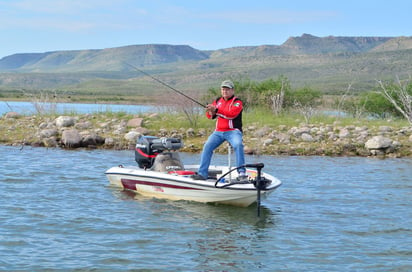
[127,118,143,127]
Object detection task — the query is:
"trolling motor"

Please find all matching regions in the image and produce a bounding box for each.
[135,136,184,170]
[215,163,272,217]
[214,163,271,188]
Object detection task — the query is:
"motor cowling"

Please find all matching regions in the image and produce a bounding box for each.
[135,136,183,169]
[135,136,158,169]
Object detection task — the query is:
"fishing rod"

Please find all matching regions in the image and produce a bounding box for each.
[124,62,206,108]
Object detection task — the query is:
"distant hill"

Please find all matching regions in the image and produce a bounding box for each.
[280,34,393,54]
[0,44,209,72]
[371,36,412,52]
[1,34,412,95]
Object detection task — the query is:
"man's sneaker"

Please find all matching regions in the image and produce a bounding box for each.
[237,174,249,182]
[191,174,206,180]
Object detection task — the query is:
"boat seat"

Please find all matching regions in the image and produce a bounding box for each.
[151,152,184,172]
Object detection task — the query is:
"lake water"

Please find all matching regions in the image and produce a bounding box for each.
[0,101,158,115]
[0,145,411,271]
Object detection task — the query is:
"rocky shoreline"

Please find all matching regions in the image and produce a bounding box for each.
[2,112,412,158]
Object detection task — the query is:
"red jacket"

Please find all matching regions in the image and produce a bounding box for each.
[206,95,243,132]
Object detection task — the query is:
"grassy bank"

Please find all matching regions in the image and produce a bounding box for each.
[146,107,411,132]
[1,108,411,157]
[146,109,412,156]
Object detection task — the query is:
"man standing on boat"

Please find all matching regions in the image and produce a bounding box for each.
[193,80,247,181]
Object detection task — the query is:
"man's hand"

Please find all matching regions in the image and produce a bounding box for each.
[206,104,217,115]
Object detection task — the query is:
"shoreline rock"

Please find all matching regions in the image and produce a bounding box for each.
[1,113,412,158]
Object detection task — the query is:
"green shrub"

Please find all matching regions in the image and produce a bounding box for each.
[360,91,399,118]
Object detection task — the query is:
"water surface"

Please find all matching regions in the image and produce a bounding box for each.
[0,146,411,271]
[0,101,158,115]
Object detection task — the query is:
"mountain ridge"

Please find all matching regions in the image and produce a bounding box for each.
[1,34,412,94]
[0,44,209,72]
[2,34,407,72]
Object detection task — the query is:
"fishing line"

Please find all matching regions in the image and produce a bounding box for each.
[124,62,206,108]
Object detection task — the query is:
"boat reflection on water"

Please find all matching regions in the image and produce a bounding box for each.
[109,178,279,270]
[110,187,278,227]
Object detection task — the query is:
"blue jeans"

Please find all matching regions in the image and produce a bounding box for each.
[198,130,245,178]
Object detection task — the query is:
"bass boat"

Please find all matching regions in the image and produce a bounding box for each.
[105,136,282,209]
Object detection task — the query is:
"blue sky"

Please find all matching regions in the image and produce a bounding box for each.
[0,0,411,58]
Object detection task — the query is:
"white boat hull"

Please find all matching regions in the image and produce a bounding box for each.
[105,165,282,207]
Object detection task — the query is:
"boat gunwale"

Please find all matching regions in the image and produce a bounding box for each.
[105,167,281,192]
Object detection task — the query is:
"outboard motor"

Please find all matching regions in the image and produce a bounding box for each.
[135,135,184,170]
[135,136,160,169]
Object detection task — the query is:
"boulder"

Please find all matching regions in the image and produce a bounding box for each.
[55,116,75,128]
[75,121,92,130]
[61,129,82,148]
[127,118,143,127]
[135,127,150,135]
[4,112,20,119]
[244,146,255,154]
[276,133,291,144]
[255,127,271,137]
[124,131,141,142]
[301,133,314,142]
[263,138,273,146]
[43,137,58,148]
[39,128,58,138]
[38,122,48,129]
[379,126,393,133]
[81,133,105,147]
[186,128,195,137]
[289,126,311,137]
[365,136,392,150]
[339,128,351,138]
[104,137,115,146]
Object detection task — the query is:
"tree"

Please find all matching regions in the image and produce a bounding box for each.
[287,87,322,123]
[254,76,291,114]
[359,91,398,119]
[203,75,291,114]
[377,77,412,124]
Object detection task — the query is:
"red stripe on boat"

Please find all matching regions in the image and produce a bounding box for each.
[121,178,203,191]
[168,170,196,175]
[135,148,157,158]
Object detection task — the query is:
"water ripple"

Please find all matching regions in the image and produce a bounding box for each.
[1,146,411,271]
